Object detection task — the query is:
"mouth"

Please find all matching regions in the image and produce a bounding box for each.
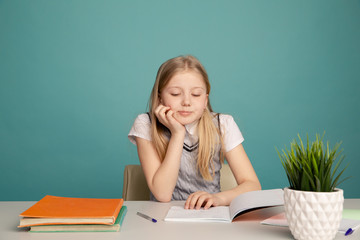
[178,111,192,116]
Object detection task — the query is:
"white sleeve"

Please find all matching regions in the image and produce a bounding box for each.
[219,114,244,152]
[128,114,152,145]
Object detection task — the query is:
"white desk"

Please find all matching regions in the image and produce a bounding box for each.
[1,200,359,240]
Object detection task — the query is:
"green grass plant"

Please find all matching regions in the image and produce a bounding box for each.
[277,133,350,192]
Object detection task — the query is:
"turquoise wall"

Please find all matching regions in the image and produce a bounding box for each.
[1,0,359,200]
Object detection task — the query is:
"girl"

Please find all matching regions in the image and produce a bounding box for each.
[128,55,261,209]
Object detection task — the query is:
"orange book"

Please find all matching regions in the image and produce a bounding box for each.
[18,195,123,228]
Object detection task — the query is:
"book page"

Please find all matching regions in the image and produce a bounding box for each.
[229,189,284,220]
[164,206,231,222]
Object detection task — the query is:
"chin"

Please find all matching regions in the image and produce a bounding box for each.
[179,120,192,125]
[175,116,197,125]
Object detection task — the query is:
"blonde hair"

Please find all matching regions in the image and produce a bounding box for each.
[149,55,224,180]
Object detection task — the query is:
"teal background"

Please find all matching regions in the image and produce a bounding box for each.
[1,0,359,200]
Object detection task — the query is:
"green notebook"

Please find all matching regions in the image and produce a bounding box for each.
[30,206,128,232]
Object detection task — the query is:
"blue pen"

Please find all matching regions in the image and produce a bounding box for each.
[137,212,157,223]
[345,228,353,236]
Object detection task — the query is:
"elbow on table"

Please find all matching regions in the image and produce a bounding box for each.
[153,193,172,202]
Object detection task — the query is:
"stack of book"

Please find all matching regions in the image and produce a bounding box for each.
[18,195,127,232]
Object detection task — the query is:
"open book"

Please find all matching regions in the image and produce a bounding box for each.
[164,189,284,222]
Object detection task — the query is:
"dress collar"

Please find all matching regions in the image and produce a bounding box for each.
[185,120,198,136]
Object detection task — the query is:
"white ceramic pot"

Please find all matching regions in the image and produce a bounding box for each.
[284,187,344,240]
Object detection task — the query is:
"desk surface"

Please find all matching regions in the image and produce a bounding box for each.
[1,199,359,240]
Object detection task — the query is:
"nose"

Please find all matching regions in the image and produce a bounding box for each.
[182,93,191,106]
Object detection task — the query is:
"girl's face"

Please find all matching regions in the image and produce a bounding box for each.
[159,70,208,126]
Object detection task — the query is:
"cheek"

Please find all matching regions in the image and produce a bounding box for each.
[166,103,175,109]
[161,98,177,109]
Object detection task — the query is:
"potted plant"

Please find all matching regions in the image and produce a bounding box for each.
[277,133,350,240]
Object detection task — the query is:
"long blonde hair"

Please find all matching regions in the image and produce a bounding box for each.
[149,55,224,180]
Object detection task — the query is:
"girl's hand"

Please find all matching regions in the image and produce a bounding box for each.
[154,104,185,135]
[184,191,224,210]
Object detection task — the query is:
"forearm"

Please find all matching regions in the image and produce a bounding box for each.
[150,133,185,202]
[217,144,261,205]
[214,179,261,206]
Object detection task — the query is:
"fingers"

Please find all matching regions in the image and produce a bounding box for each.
[185,192,215,210]
[154,105,185,134]
[155,104,170,119]
[154,104,171,126]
